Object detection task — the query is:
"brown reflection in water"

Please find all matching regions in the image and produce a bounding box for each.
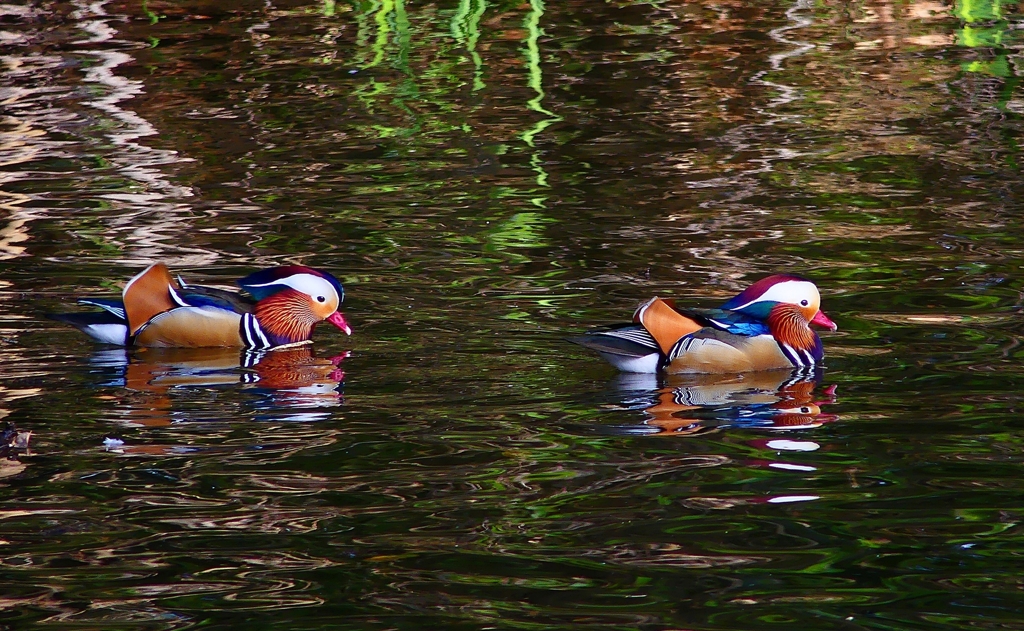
[595,542,766,569]
[0,1,248,269]
[24,548,333,624]
[0,37,62,264]
[101,345,345,428]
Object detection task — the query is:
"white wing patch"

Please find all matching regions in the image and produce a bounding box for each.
[597,351,660,373]
[81,323,128,345]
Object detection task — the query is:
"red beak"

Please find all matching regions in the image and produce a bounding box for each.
[325,311,352,335]
[810,310,838,331]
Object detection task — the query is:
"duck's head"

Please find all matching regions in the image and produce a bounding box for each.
[720,274,837,330]
[239,266,352,343]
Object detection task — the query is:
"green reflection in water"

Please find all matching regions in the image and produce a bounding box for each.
[352,0,375,66]
[343,0,561,268]
[140,0,161,25]
[484,212,554,263]
[371,0,395,70]
[468,0,487,91]
[351,0,410,72]
[394,0,411,72]
[521,0,561,222]
[954,0,1013,76]
[451,0,488,91]
[955,0,1004,22]
[522,0,562,152]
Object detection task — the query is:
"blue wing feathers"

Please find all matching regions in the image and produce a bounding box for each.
[178,288,254,314]
[677,308,770,337]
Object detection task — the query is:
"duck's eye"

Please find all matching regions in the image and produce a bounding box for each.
[800,299,809,306]
[316,295,326,303]
[800,407,811,414]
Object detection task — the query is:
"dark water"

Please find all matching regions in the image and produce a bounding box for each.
[2,0,1024,628]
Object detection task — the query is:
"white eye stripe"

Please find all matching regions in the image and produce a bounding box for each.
[732,280,819,310]
[247,274,338,302]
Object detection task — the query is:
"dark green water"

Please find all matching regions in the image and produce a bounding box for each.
[2,0,1024,629]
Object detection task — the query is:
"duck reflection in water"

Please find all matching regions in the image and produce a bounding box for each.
[603,368,837,437]
[89,345,347,427]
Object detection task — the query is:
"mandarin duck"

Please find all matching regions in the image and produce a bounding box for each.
[571,274,837,374]
[51,263,351,349]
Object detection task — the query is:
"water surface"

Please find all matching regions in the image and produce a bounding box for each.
[2,0,1024,629]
